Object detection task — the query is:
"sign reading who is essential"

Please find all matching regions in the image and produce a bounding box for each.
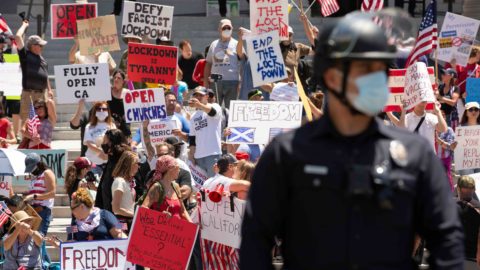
[54,63,111,104]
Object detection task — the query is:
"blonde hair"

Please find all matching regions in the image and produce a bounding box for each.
[236,160,255,181]
[112,151,138,179]
[72,188,93,208]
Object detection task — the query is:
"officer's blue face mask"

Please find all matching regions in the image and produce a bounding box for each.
[350,71,389,116]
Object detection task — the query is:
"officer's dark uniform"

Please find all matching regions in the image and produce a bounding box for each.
[240,11,464,270]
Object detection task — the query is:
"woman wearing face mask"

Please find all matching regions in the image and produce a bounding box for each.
[20,99,56,149]
[0,102,16,148]
[108,69,131,137]
[84,102,116,177]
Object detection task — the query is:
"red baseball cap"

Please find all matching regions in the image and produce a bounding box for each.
[73,157,95,170]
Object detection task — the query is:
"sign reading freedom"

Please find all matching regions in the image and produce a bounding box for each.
[127,43,177,85]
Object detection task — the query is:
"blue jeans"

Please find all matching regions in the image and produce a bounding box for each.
[37,207,52,264]
[213,80,239,109]
[196,154,221,178]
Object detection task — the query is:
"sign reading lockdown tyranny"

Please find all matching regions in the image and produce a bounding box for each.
[455,126,480,170]
[250,0,288,41]
[61,239,134,270]
[127,43,177,85]
[121,1,174,40]
[123,88,167,123]
[227,100,302,144]
[54,63,111,104]
[77,15,120,55]
[402,62,435,111]
[51,3,97,39]
[127,207,199,270]
[438,12,480,67]
[200,195,246,249]
[384,67,436,112]
[246,32,287,87]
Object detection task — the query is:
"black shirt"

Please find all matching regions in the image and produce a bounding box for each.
[178,52,203,89]
[107,95,131,137]
[240,114,464,269]
[439,83,459,116]
[18,48,48,90]
[457,198,480,261]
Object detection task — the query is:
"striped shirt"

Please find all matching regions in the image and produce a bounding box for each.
[29,171,54,209]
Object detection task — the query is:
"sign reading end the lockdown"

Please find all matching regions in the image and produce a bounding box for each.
[54,63,111,104]
[121,1,174,40]
[51,3,97,39]
[127,43,177,85]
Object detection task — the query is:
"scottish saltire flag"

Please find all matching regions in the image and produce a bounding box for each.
[228,127,255,143]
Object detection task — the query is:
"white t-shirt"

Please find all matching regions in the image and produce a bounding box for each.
[405,112,438,151]
[74,51,116,71]
[83,122,116,165]
[111,177,135,214]
[206,38,241,81]
[189,103,222,159]
[202,174,235,192]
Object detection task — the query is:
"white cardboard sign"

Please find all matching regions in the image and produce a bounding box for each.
[403,62,435,110]
[121,1,174,40]
[0,63,22,97]
[250,0,289,40]
[123,88,167,123]
[54,63,111,104]
[454,126,480,171]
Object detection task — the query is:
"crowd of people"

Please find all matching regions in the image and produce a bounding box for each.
[0,1,479,269]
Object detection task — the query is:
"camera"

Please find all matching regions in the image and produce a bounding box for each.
[210,74,223,82]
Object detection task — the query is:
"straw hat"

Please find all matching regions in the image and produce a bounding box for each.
[9,206,42,232]
[9,211,32,231]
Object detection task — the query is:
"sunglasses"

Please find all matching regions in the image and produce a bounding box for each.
[468,108,479,112]
[34,106,43,110]
[71,203,82,210]
[222,26,232,30]
[96,107,108,112]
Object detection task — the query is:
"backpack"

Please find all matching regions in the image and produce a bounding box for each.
[136,180,183,209]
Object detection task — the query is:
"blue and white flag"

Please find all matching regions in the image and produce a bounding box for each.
[228,127,255,143]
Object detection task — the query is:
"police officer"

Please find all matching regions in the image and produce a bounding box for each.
[240,12,464,270]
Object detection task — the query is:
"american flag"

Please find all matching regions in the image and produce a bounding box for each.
[405,0,437,67]
[66,225,78,234]
[317,0,339,17]
[0,14,16,47]
[0,201,12,227]
[26,99,40,138]
[361,0,384,12]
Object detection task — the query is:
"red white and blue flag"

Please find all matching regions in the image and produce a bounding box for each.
[27,99,40,138]
[361,0,384,12]
[405,0,437,67]
[317,0,340,17]
[0,14,16,47]
[0,201,12,227]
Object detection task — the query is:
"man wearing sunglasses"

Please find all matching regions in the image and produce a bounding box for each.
[14,20,54,124]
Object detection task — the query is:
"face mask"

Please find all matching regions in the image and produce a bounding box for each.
[222,29,232,39]
[96,111,108,121]
[101,143,111,154]
[349,71,389,116]
[30,166,40,176]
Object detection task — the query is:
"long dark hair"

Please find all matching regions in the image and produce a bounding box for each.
[460,110,480,126]
[104,129,130,160]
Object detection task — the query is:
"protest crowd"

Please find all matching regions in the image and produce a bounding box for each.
[0,0,480,269]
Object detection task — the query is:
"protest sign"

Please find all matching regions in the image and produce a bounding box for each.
[250,0,288,40]
[466,78,480,103]
[0,176,12,198]
[438,12,480,67]
[270,82,299,101]
[384,67,436,112]
[245,32,287,87]
[402,62,435,111]
[187,160,208,192]
[51,3,97,39]
[127,207,198,270]
[61,239,134,270]
[121,1,174,40]
[454,126,480,170]
[0,63,22,97]
[54,63,111,104]
[227,100,302,144]
[200,195,246,249]
[127,43,177,85]
[123,88,167,123]
[14,149,67,187]
[145,119,178,145]
[77,15,120,55]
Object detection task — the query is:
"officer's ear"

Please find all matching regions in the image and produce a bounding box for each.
[323,67,342,93]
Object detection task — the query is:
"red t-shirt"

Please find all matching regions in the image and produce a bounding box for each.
[0,118,10,148]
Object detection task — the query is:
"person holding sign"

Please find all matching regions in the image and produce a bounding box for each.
[14,20,54,122]
[3,211,43,270]
[108,70,130,137]
[241,14,464,269]
[68,37,117,74]
[20,99,56,149]
[68,188,125,241]
[457,102,480,176]
[438,68,460,130]
[84,102,116,176]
